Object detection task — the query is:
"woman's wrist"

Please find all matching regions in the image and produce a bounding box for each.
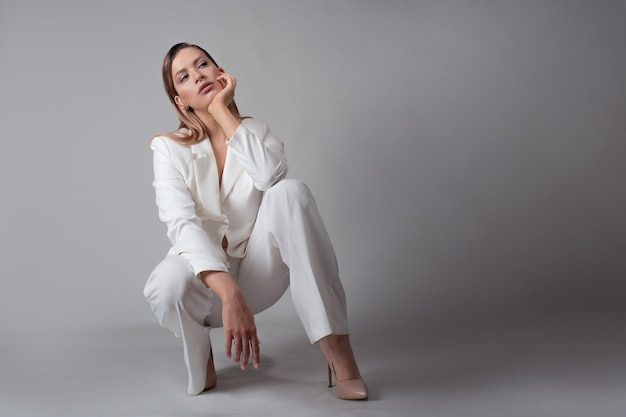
[209,103,240,138]
[200,270,241,301]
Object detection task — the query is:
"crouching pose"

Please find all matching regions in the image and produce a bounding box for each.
[144,43,367,400]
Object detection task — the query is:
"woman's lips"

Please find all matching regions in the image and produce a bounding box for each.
[199,82,214,94]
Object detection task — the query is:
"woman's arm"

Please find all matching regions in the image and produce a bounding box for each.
[200,270,260,370]
[209,73,288,190]
[152,137,260,369]
[151,138,228,274]
[227,121,288,190]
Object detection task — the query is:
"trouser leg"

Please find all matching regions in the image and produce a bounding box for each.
[143,255,215,395]
[237,179,349,343]
[143,179,350,394]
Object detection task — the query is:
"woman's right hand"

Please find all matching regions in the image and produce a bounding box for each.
[200,270,260,370]
[221,291,260,369]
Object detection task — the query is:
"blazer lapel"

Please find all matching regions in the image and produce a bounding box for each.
[220,147,245,199]
[190,139,221,215]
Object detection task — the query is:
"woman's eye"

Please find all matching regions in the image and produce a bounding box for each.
[180,74,189,83]
[198,61,207,68]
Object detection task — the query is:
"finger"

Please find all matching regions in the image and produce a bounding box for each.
[225,331,233,359]
[241,338,250,370]
[251,335,261,369]
[233,339,242,363]
[216,74,227,87]
[222,74,236,88]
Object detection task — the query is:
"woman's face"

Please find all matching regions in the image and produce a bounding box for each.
[171,47,224,112]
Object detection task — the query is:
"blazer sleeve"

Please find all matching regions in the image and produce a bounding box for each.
[151,136,229,275]
[226,119,288,190]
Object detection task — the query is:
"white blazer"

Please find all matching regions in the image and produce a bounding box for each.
[150,118,288,275]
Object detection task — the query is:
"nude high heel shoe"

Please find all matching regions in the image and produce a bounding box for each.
[327,362,368,400]
[321,336,368,400]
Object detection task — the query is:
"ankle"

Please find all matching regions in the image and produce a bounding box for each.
[320,335,361,381]
[322,334,350,349]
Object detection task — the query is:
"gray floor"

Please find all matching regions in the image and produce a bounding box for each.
[2,309,625,417]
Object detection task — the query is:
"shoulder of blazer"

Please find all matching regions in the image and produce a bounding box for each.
[150,134,191,153]
[150,134,196,170]
[150,118,270,158]
[240,117,270,139]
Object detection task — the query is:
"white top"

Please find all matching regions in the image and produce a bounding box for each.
[151,118,288,274]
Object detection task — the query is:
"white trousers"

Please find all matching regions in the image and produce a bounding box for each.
[143,179,349,395]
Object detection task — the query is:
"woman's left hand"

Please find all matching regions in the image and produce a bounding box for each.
[208,72,236,113]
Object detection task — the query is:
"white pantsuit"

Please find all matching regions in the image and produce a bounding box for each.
[143,119,349,395]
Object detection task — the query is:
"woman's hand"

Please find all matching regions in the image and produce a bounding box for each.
[200,270,260,370]
[207,72,240,138]
[222,292,260,370]
[208,72,236,113]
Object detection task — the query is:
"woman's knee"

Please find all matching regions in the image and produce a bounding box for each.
[144,255,196,314]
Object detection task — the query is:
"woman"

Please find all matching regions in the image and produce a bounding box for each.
[144,43,367,400]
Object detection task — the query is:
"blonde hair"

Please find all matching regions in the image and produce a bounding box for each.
[157,43,243,145]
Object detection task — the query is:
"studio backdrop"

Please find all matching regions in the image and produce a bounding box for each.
[0,0,624,339]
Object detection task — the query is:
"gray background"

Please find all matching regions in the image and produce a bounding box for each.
[1,1,625,416]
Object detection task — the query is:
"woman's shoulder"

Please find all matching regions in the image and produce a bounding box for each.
[150,129,193,153]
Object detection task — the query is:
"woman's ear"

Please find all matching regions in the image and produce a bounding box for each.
[174,95,185,107]
[218,67,225,74]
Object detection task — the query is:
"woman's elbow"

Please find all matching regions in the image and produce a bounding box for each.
[255,175,282,191]
[254,166,288,191]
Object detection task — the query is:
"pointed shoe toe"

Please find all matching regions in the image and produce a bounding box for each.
[336,378,368,400]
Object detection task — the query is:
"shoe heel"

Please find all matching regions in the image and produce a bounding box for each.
[327,363,334,387]
[321,336,368,400]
